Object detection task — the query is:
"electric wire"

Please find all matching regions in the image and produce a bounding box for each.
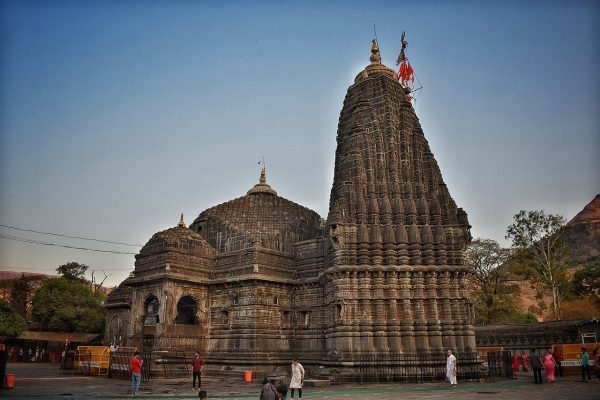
[0,224,142,247]
[0,233,137,255]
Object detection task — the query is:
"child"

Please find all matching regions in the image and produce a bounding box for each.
[198,390,208,399]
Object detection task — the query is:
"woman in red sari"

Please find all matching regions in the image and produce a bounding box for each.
[512,353,520,377]
[520,351,530,372]
[542,349,557,382]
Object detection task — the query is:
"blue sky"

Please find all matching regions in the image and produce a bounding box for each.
[1,1,598,287]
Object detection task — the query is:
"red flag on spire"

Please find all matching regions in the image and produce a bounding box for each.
[399,60,414,87]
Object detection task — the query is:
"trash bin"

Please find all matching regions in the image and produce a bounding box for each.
[244,370,252,382]
[4,374,16,389]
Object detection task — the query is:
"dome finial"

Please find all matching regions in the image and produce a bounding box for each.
[259,165,266,184]
[247,159,277,196]
[178,212,186,227]
[370,39,381,64]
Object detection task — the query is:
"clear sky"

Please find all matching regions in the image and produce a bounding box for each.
[1,1,598,287]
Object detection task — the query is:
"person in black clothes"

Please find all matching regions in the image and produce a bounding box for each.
[530,349,543,384]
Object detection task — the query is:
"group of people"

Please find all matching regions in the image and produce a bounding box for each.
[128,351,301,399]
[7,346,53,362]
[125,346,600,397]
[514,346,600,384]
[529,349,561,384]
[259,358,304,399]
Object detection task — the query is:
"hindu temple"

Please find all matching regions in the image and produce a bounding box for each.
[105,38,475,378]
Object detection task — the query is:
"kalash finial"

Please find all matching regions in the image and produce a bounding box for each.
[247,159,277,196]
[178,212,186,227]
[370,39,381,63]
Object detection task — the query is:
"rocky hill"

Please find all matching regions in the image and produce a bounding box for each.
[565,194,600,263]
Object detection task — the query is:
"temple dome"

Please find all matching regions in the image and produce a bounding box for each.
[137,215,216,259]
[190,170,322,253]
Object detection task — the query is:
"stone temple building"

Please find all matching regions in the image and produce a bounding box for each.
[105,41,475,376]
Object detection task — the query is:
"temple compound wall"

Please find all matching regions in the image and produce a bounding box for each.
[105,43,476,378]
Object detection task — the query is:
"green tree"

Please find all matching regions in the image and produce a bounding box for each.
[571,256,600,298]
[506,210,571,320]
[0,299,27,337]
[31,278,106,333]
[466,238,522,324]
[57,262,89,281]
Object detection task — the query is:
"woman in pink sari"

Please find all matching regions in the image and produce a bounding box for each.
[542,349,557,382]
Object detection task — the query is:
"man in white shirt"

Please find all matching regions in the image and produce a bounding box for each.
[446,349,457,386]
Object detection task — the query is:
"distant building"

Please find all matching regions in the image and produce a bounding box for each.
[105,40,474,377]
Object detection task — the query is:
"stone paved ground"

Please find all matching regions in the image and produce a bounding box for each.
[2,363,599,400]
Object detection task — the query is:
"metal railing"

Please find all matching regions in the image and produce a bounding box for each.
[486,351,513,380]
[356,352,481,383]
[108,350,188,381]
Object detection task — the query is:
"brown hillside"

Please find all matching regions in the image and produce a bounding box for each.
[565,194,600,262]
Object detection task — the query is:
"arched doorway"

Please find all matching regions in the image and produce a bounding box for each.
[175,296,198,325]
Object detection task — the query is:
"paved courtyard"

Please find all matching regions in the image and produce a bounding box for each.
[2,363,599,400]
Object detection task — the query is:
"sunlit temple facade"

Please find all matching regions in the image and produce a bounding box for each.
[105,40,475,377]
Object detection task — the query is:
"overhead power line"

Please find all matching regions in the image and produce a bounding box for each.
[0,224,142,247]
[0,233,138,255]
[0,266,132,272]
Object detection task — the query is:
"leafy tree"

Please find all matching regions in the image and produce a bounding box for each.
[0,299,27,337]
[57,262,89,280]
[0,274,46,318]
[570,256,600,297]
[31,278,106,333]
[466,238,522,324]
[506,210,571,320]
[56,262,109,293]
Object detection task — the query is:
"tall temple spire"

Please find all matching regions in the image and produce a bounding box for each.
[324,33,474,355]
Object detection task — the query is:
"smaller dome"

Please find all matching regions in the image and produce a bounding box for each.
[137,215,216,258]
[247,167,277,196]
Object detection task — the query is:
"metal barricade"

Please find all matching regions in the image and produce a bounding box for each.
[486,351,513,380]
[357,352,481,384]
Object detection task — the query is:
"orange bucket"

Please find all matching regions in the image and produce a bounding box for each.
[244,370,252,382]
[5,374,16,389]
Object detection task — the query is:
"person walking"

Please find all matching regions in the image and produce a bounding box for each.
[191,351,204,391]
[542,349,557,382]
[289,358,304,398]
[130,351,143,396]
[446,349,457,386]
[531,350,543,384]
[512,352,520,377]
[581,347,591,382]
[520,351,530,372]
[552,347,563,377]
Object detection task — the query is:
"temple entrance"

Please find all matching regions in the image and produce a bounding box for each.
[175,296,198,325]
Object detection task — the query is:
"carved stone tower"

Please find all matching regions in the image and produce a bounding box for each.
[323,41,475,356]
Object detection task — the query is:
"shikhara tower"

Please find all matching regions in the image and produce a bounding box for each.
[324,40,474,355]
[105,38,476,378]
